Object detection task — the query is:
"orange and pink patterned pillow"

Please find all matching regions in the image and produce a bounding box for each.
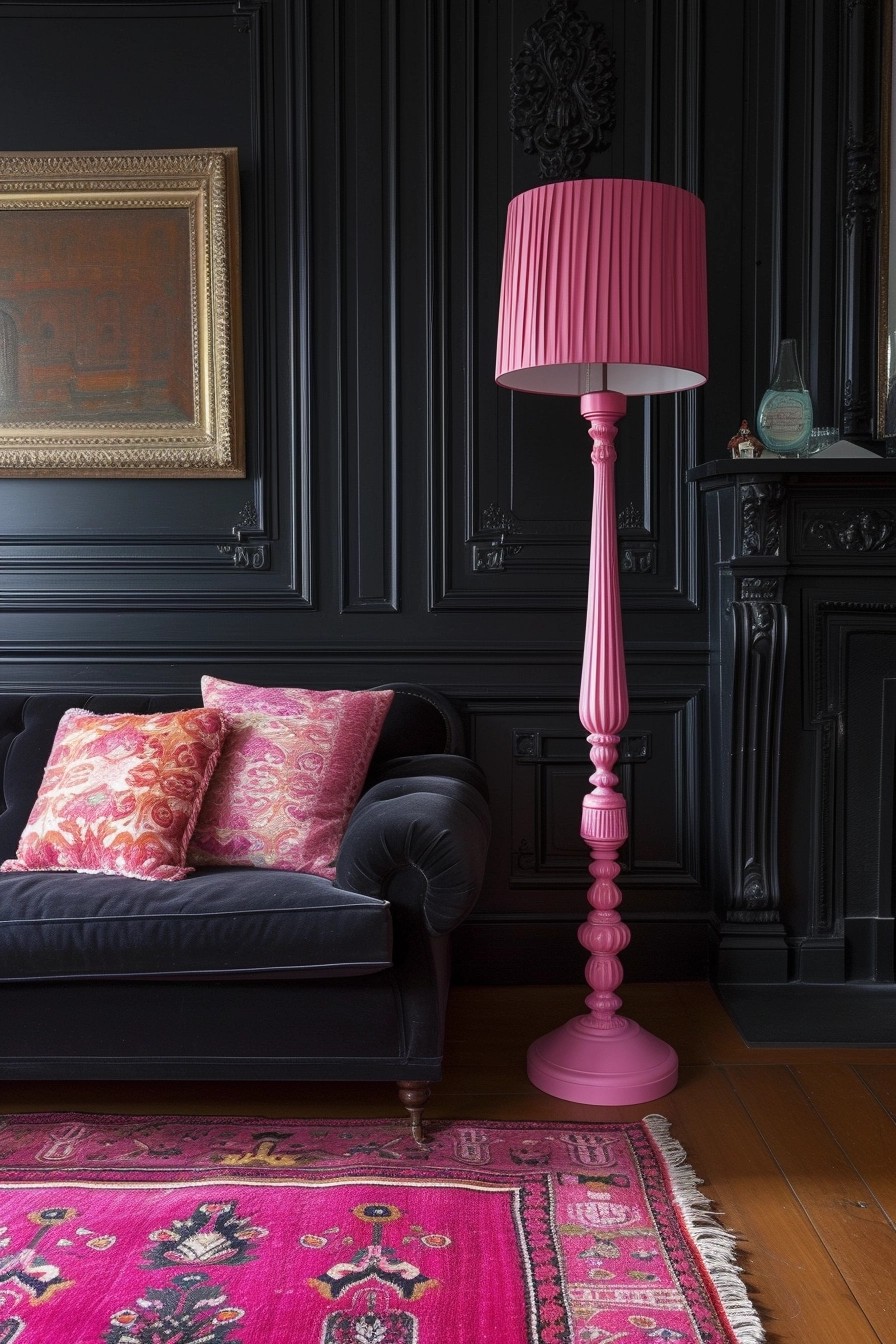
[0,707,228,882]
[187,676,394,877]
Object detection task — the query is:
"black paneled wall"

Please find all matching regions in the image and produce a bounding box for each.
[0,0,886,987]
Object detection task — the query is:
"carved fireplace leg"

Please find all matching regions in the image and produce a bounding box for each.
[397,1080,431,1146]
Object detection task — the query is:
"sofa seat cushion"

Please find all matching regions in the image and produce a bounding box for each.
[0,867,392,982]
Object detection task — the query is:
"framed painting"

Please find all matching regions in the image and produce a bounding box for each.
[0,148,244,477]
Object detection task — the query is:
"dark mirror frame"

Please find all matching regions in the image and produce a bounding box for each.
[881,0,894,437]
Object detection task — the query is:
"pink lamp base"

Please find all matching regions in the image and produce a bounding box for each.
[527,1015,678,1105]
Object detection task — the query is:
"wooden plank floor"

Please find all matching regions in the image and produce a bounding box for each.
[2,981,896,1343]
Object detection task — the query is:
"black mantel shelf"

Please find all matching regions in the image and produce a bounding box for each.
[690,455,896,481]
[689,458,896,1044]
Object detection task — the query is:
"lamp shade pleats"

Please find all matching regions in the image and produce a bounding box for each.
[495,178,709,397]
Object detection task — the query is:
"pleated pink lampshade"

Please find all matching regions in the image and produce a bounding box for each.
[495,178,709,397]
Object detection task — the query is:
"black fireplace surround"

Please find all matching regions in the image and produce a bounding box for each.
[692,459,896,1043]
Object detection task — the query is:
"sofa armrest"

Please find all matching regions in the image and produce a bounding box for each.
[335,762,490,935]
[365,753,489,797]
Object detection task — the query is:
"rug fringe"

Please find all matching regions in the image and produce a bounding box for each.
[642,1114,766,1344]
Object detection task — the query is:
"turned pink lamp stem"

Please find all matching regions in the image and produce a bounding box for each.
[495,179,708,1105]
[578,390,630,1031]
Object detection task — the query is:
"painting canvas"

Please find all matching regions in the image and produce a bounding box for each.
[0,149,244,476]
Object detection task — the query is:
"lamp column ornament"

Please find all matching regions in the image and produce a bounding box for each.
[526,388,678,1104]
[579,391,630,1024]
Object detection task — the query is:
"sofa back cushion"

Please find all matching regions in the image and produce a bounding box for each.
[188,679,393,877]
[0,684,465,865]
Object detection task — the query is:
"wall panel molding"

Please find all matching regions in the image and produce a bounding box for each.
[840,0,883,439]
[470,688,707,935]
[0,0,883,996]
[337,0,400,613]
[0,0,313,606]
[430,0,705,616]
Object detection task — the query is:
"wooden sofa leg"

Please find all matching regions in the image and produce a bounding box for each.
[397,1079,431,1146]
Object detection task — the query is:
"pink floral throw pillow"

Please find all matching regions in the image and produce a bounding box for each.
[0,707,228,882]
[189,677,395,877]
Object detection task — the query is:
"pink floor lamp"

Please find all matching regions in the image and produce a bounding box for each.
[496,178,708,1105]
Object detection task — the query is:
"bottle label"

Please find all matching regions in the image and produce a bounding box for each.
[757,391,812,449]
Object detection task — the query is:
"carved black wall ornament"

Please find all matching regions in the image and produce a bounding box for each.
[727,595,788,924]
[513,731,540,758]
[746,600,776,652]
[842,378,872,431]
[844,126,879,237]
[620,542,657,574]
[739,576,780,601]
[236,501,259,531]
[218,542,269,570]
[740,860,771,913]
[616,502,644,530]
[473,503,523,572]
[217,501,268,569]
[217,537,269,569]
[740,482,785,556]
[471,499,658,576]
[509,0,616,181]
[804,507,896,552]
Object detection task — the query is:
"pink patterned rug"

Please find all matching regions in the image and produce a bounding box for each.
[0,1113,764,1343]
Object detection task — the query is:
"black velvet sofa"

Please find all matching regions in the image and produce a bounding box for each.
[0,684,490,1138]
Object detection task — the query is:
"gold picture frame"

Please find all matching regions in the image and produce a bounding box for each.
[0,148,244,477]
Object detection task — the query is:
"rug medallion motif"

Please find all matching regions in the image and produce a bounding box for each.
[0,1115,763,1343]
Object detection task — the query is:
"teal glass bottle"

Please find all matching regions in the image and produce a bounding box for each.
[756,338,813,455]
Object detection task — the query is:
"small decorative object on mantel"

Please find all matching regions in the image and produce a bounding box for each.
[756,337,813,456]
[727,419,764,459]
